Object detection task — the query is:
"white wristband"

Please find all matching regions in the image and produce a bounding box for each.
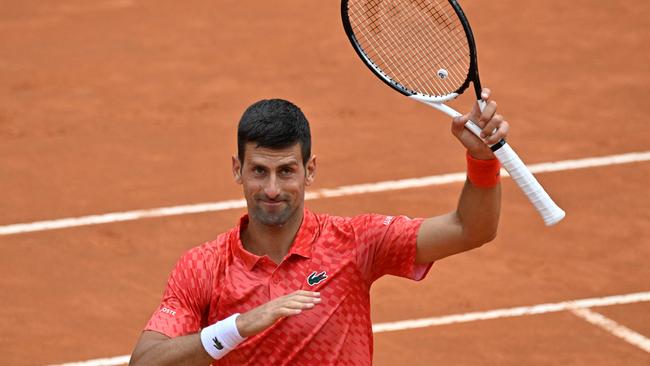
[200,313,246,360]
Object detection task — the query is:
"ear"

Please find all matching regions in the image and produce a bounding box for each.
[305,155,317,186]
[232,155,242,184]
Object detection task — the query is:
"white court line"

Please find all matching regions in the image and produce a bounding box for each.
[49,356,131,366]
[571,308,650,353]
[3,150,650,236]
[371,291,650,333]
[49,291,650,366]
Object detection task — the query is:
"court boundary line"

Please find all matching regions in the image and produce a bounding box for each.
[570,308,650,353]
[4,150,650,236]
[49,290,650,366]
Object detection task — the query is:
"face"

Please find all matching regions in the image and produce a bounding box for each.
[232,143,316,227]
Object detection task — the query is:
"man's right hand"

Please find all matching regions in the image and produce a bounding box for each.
[236,290,321,338]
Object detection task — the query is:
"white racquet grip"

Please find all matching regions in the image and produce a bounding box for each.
[415,97,565,226]
[474,100,564,226]
[492,143,565,226]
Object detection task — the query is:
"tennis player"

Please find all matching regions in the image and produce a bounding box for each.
[129,89,508,365]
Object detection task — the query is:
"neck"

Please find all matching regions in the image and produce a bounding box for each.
[242,206,304,264]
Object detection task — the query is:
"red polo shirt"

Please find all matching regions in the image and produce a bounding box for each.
[145,209,432,365]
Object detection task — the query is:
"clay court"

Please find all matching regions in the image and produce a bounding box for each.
[1,0,649,365]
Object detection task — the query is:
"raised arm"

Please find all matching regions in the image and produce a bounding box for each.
[415,89,509,263]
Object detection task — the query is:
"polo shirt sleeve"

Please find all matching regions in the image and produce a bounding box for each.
[144,245,214,338]
[353,214,432,284]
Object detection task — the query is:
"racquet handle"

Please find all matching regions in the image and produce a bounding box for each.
[492,142,565,226]
[424,99,566,226]
[467,120,565,226]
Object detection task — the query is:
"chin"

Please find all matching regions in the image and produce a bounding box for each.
[253,211,289,226]
[252,206,297,227]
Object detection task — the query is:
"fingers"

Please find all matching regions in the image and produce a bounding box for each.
[291,290,320,297]
[277,290,321,316]
[475,89,509,144]
[286,290,321,304]
[470,88,491,118]
[282,299,318,314]
[451,114,469,135]
[469,88,490,118]
[450,87,510,155]
[478,104,509,145]
[484,119,509,145]
[237,291,322,337]
[477,100,497,129]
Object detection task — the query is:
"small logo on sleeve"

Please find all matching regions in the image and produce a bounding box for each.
[212,336,224,350]
[160,307,176,316]
[382,216,394,226]
[307,271,328,286]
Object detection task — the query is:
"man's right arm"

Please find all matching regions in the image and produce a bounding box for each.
[130,331,211,366]
[129,290,321,366]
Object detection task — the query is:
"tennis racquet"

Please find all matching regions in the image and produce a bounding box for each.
[341,0,565,226]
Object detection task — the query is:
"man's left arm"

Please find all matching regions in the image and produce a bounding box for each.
[415,88,509,264]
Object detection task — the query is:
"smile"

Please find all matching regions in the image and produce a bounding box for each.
[259,200,286,207]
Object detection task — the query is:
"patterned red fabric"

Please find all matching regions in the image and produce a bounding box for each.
[145,209,432,365]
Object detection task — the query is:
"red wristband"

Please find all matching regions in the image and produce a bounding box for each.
[466,151,501,188]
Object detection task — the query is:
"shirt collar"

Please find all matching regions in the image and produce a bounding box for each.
[232,208,319,271]
[287,208,318,259]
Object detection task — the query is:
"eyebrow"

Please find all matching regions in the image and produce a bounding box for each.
[278,162,299,168]
[248,160,299,169]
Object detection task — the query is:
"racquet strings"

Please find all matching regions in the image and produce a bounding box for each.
[347,0,471,97]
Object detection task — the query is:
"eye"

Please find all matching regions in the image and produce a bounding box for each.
[252,166,266,175]
[280,167,295,176]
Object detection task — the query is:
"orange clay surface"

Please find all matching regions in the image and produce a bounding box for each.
[0,1,648,365]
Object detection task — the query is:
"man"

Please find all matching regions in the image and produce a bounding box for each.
[130,89,509,365]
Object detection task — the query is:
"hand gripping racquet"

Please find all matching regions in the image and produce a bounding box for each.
[341,0,565,226]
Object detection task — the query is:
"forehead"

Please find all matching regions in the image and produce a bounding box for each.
[242,143,303,166]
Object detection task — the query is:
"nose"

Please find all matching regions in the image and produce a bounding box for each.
[263,174,281,199]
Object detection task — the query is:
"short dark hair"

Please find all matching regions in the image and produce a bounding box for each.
[237,99,311,165]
